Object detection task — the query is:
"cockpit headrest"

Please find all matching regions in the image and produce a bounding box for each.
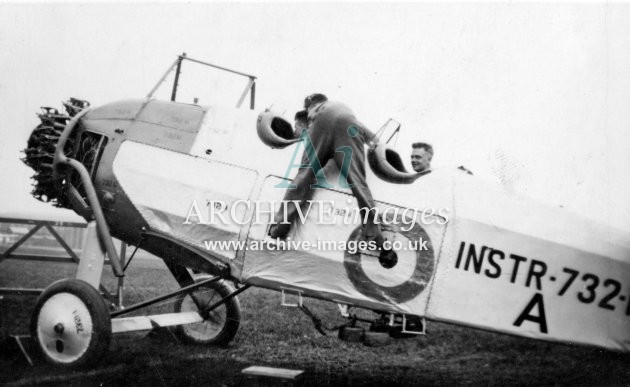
[367,143,429,184]
[256,109,300,149]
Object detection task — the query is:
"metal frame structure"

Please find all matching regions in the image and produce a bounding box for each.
[5,56,262,366]
[0,217,85,265]
[53,108,124,277]
[5,55,427,367]
[0,216,124,302]
[4,53,258,315]
[147,52,257,109]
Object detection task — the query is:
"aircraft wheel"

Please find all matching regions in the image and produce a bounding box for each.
[338,326,365,342]
[174,278,241,346]
[30,279,111,367]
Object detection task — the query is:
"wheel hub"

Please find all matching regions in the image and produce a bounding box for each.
[36,293,94,363]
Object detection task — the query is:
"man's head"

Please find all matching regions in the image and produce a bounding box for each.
[411,142,433,173]
[304,93,328,111]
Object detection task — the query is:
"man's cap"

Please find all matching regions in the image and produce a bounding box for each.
[294,110,308,120]
[304,93,328,109]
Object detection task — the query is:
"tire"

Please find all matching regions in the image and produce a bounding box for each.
[338,326,365,343]
[174,278,241,346]
[30,279,111,367]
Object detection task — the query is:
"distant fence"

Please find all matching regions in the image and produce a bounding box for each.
[0,216,123,302]
[0,217,86,265]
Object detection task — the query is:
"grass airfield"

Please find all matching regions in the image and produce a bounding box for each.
[1,256,628,386]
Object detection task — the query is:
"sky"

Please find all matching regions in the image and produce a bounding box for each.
[1,2,630,230]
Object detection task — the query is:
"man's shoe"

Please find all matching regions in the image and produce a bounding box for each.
[379,248,398,269]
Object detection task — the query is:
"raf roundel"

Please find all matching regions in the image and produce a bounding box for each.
[343,220,436,304]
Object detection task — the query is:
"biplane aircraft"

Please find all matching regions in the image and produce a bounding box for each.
[20,54,630,366]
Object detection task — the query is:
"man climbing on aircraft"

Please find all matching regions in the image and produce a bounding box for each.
[269,93,385,250]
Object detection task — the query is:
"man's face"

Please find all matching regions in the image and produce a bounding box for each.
[411,148,432,172]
